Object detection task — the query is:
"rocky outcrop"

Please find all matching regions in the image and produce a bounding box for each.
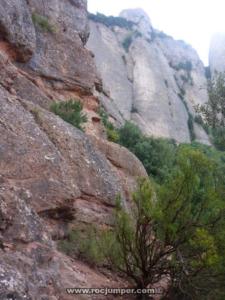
[0,1,148,299]
[209,33,225,75]
[0,0,100,94]
[87,9,210,144]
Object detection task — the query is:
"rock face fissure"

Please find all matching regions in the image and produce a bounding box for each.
[87,9,211,144]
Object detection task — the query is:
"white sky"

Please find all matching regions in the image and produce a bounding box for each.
[88,0,225,65]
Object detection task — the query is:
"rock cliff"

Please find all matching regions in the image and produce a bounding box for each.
[87,9,210,144]
[0,1,147,299]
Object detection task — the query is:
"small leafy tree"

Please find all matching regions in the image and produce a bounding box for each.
[102,148,225,299]
[50,99,87,131]
[118,121,142,151]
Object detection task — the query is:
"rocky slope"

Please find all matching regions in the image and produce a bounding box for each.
[87,9,210,144]
[0,1,148,299]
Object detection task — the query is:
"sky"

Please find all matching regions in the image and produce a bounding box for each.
[88,0,225,65]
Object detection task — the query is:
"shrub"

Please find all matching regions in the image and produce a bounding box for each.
[118,121,142,151]
[32,13,55,33]
[50,99,87,131]
[102,149,225,298]
[98,107,119,142]
[58,224,105,265]
[118,122,177,183]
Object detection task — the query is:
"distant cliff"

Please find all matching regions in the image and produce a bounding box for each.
[87,9,210,144]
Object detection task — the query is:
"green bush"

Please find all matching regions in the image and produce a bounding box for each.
[50,99,87,131]
[98,107,119,142]
[58,225,105,265]
[118,121,177,183]
[32,13,55,33]
[101,151,225,297]
[118,121,142,151]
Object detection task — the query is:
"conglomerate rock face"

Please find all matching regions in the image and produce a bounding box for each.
[0,1,148,299]
[0,0,36,62]
[87,9,210,144]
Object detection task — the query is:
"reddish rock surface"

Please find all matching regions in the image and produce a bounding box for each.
[0,1,148,299]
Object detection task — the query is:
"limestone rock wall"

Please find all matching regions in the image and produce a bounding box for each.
[87,9,210,144]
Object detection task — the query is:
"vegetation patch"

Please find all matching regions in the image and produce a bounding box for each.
[122,31,142,52]
[101,160,225,298]
[60,149,225,299]
[50,99,87,131]
[151,30,171,40]
[88,12,135,29]
[32,13,55,33]
[98,107,119,142]
[58,224,107,266]
[117,121,177,184]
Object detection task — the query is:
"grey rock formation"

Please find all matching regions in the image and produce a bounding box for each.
[88,9,210,144]
[88,21,133,120]
[209,33,225,74]
[130,38,190,142]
